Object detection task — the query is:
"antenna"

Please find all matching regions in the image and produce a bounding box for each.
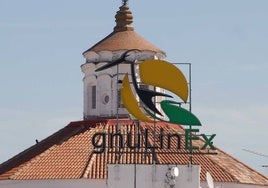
[122,0,128,5]
[242,149,268,158]
[243,149,268,167]
[206,172,214,188]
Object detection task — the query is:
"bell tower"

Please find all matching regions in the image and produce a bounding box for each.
[81,2,166,119]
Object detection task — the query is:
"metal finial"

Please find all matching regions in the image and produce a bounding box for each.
[114,1,134,32]
[122,0,128,5]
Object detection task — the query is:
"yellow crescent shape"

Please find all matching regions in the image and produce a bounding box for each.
[139,60,188,103]
[120,74,153,122]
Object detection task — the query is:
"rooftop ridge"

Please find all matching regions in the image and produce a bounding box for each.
[0,124,84,176]
[209,146,268,185]
[67,118,137,127]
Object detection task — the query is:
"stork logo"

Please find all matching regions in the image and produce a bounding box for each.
[94,49,216,153]
[96,49,200,125]
[120,59,201,125]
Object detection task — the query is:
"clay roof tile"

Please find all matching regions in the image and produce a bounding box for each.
[0,119,267,186]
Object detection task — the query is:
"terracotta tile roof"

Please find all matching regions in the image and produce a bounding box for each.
[83,31,165,55]
[0,119,267,186]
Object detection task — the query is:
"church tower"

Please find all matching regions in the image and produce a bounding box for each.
[81,2,166,119]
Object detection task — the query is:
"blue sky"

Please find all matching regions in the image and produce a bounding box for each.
[1,0,268,176]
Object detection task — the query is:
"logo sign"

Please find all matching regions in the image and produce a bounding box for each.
[93,50,216,154]
[121,59,200,125]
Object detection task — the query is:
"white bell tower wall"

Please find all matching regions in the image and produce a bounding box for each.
[81,50,164,119]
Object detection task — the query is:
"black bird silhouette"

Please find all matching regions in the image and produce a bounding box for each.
[95,49,172,116]
[95,50,133,72]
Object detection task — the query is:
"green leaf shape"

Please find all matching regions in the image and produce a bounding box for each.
[161,100,201,126]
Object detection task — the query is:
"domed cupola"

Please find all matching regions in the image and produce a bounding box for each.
[81,2,166,119]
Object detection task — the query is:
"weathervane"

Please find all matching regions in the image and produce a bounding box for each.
[122,0,128,5]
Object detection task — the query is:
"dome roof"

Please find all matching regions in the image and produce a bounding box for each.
[83,4,165,58]
[83,31,165,55]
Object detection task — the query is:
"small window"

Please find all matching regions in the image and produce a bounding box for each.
[117,90,124,108]
[91,85,96,109]
[102,94,110,105]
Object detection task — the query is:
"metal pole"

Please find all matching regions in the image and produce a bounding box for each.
[189,63,192,164]
[116,63,119,164]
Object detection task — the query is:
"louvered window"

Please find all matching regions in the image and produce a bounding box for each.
[92,85,96,109]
